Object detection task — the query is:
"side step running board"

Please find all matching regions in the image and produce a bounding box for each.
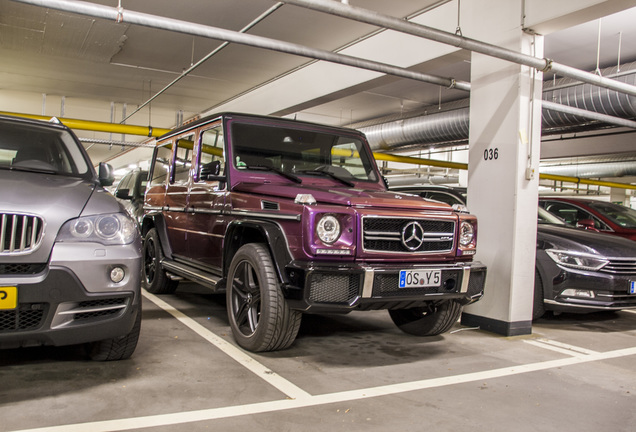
[161,259,223,291]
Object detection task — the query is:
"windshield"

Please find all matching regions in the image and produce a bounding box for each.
[230,122,378,183]
[0,119,90,178]
[588,201,636,228]
[538,206,569,226]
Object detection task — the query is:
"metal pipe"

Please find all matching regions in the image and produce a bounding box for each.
[12,0,471,92]
[282,0,636,97]
[541,100,636,129]
[0,111,171,137]
[122,2,285,123]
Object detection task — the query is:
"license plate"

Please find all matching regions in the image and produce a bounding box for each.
[630,281,636,295]
[0,286,18,310]
[399,270,441,288]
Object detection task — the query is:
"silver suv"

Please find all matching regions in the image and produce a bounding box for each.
[0,115,142,360]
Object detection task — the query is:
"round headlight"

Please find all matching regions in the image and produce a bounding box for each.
[96,215,121,239]
[459,221,474,246]
[317,215,341,244]
[70,219,93,238]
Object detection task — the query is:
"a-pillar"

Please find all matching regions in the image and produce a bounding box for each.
[461,1,543,335]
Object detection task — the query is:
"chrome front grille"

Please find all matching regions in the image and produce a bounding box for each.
[0,213,44,255]
[362,217,455,254]
[601,258,636,275]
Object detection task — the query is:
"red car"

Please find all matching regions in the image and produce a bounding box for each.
[539,197,636,241]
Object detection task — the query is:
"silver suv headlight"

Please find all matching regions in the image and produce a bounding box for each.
[56,213,138,245]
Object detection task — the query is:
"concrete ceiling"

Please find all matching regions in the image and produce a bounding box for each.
[1,0,636,176]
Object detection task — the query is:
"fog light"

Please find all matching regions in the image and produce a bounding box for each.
[110,267,125,283]
[561,289,595,298]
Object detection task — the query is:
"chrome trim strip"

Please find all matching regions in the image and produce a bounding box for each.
[544,299,636,310]
[362,269,375,298]
[230,210,301,221]
[460,266,470,293]
[164,206,187,212]
[58,304,126,315]
[190,208,223,215]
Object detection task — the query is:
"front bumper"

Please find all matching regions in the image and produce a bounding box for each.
[0,242,142,348]
[543,267,636,313]
[283,260,487,313]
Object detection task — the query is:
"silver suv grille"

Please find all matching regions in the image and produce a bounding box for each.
[362,217,455,254]
[0,213,44,255]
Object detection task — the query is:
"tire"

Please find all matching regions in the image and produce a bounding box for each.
[533,269,546,320]
[142,228,178,294]
[88,303,142,361]
[389,300,462,336]
[226,243,301,352]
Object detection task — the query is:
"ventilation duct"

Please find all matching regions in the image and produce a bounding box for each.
[540,161,636,178]
[360,62,636,151]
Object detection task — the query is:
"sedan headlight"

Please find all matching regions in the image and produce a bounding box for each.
[57,213,138,245]
[316,214,341,244]
[459,221,475,246]
[545,249,608,271]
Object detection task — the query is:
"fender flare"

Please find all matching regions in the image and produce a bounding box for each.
[224,219,294,285]
[141,212,174,259]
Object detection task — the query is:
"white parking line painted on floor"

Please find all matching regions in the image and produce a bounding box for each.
[624,310,636,315]
[10,345,636,432]
[142,290,312,400]
[524,338,599,357]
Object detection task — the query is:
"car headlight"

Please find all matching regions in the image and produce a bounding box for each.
[316,214,341,244]
[545,249,608,271]
[57,213,138,245]
[459,221,475,246]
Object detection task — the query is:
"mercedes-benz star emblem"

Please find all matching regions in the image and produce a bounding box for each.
[401,221,425,251]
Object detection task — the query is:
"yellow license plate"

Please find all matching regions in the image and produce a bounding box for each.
[0,286,18,310]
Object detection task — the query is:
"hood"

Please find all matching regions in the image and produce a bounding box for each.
[234,182,453,211]
[0,170,96,263]
[537,224,636,257]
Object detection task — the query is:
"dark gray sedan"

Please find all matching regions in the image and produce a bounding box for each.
[535,207,636,318]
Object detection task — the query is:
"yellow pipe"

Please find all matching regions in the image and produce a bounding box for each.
[539,173,636,190]
[373,152,468,170]
[0,111,171,137]
[5,110,634,190]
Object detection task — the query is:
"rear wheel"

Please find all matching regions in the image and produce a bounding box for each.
[389,300,462,336]
[142,228,178,294]
[226,243,301,352]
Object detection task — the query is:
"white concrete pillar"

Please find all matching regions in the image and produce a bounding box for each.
[461,1,543,335]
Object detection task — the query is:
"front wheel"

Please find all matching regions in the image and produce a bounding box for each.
[87,303,142,361]
[389,300,462,336]
[226,243,301,352]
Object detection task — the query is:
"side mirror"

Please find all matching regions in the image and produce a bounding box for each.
[98,162,115,187]
[115,188,132,200]
[200,160,224,181]
[576,219,598,231]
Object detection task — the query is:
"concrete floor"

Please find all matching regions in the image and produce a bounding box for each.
[2,282,636,432]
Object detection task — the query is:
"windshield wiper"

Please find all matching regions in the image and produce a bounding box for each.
[4,165,58,175]
[245,164,302,184]
[298,166,355,187]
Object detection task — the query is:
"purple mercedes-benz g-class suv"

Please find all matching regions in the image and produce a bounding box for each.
[142,113,486,352]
